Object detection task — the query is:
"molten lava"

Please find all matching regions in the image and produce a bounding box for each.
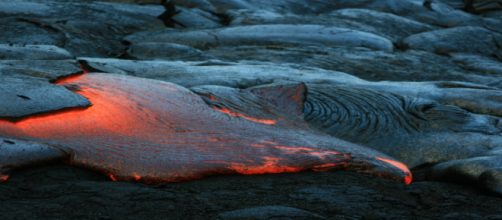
[0,73,412,184]
[376,157,413,185]
[0,175,9,182]
[212,106,277,125]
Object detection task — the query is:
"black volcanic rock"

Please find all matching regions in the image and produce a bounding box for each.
[0,1,165,57]
[1,166,502,219]
[217,206,326,220]
[192,82,502,191]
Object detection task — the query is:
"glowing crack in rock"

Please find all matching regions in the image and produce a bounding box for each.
[376,157,413,185]
[212,106,277,125]
[0,73,411,184]
[0,175,9,182]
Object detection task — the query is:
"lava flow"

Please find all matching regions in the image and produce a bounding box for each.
[376,157,412,185]
[0,73,412,184]
[212,106,277,125]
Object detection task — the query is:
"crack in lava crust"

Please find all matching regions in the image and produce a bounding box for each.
[0,73,412,184]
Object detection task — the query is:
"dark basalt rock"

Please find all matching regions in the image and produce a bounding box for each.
[217,206,326,220]
[171,7,223,28]
[82,58,502,117]
[328,8,436,42]
[226,8,436,43]
[0,44,72,60]
[125,24,395,52]
[1,0,502,217]
[441,0,502,14]
[1,166,502,219]
[402,26,502,59]
[0,75,90,119]
[430,154,502,196]
[203,46,502,88]
[192,82,502,194]
[0,73,412,184]
[479,168,502,195]
[181,0,494,28]
[0,60,82,81]
[0,1,165,57]
[127,42,212,61]
[451,53,502,75]
[0,137,66,177]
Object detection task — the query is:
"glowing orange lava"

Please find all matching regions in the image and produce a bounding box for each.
[108,174,118,182]
[0,73,411,184]
[132,173,142,181]
[230,156,303,174]
[376,157,413,185]
[0,175,9,182]
[212,106,277,125]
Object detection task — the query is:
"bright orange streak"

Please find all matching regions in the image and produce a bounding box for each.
[213,107,277,125]
[11,86,149,138]
[273,145,347,160]
[229,146,348,175]
[108,174,118,182]
[132,173,142,181]
[54,72,86,84]
[376,157,413,185]
[230,156,303,174]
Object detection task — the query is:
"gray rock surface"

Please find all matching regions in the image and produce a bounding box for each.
[0,1,165,57]
[0,137,65,178]
[0,60,82,81]
[0,75,90,119]
[1,0,502,218]
[0,44,73,60]
[402,26,502,58]
[81,58,502,117]
[126,24,395,52]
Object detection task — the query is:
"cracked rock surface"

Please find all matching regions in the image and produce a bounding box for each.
[0,0,502,219]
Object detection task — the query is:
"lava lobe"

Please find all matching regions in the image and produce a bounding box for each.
[0,73,411,184]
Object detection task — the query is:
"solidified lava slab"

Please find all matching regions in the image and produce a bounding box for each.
[0,73,411,184]
[0,75,90,119]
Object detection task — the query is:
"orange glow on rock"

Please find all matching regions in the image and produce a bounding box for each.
[108,174,118,182]
[132,173,142,181]
[230,156,303,174]
[54,72,86,84]
[0,73,411,184]
[212,106,277,125]
[228,146,350,175]
[0,175,9,182]
[376,157,413,185]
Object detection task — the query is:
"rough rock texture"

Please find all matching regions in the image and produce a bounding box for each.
[0,73,412,184]
[193,82,502,169]
[0,75,90,119]
[402,26,502,58]
[0,44,73,60]
[0,1,165,57]
[1,165,502,220]
[125,24,395,52]
[1,0,502,219]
